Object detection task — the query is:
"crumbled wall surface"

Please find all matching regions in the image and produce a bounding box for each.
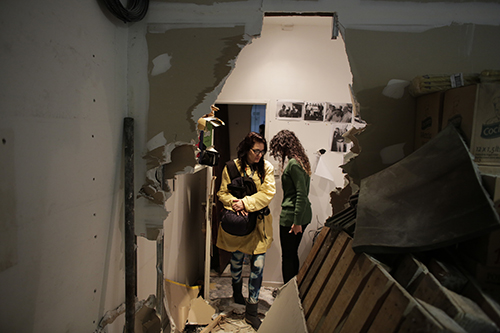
[343,23,500,183]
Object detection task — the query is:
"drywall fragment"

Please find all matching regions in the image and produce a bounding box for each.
[186,296,215,325]
[382,79,410,99]
[259,277,307,333]
[353,124,500,254]
[164,279,201,333]
[151,53,172,76]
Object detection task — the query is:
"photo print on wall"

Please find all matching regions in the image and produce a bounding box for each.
[304,102,325,121]
[276,101,304,120]
[330,123,353,153]
[325,103,353,123]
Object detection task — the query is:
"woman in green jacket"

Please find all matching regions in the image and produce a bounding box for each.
[270,129,312,284]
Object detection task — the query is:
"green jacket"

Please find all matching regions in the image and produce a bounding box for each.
[279,158,312,227]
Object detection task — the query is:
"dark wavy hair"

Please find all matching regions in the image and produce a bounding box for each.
[269,129,311,175]
[236,132,267,180]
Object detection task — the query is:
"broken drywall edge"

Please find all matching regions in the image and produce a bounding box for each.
[164,279,201,333]
[186,297,216,325]
[259,276,307,333]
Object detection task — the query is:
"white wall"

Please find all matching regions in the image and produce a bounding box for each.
[0,0,128,331]
[217,16,353,283]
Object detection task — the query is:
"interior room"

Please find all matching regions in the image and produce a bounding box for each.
[1,0,500,332]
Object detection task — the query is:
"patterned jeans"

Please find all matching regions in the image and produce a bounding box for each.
[230,251,266,304]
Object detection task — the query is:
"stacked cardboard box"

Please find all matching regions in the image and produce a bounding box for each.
[414,83,500,166]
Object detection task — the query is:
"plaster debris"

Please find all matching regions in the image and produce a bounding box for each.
[382,79,410,99]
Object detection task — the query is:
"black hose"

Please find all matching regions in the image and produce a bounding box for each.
[99,0,149,23]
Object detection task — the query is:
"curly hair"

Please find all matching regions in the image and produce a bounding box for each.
[269,130,311,175]
[236,132,267,180]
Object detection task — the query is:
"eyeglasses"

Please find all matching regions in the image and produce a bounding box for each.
[251,148,265,156]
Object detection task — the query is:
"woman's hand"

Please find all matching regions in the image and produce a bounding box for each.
[289,224,303,235]
[232,199,248,216]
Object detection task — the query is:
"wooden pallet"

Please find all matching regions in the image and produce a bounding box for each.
[297,227,500,333]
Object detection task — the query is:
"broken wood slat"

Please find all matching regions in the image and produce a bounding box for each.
[392,254,428,294]
[200,314,226,333]
[301,232,350,316]
[367,284,413,333]
[338,262,394,333]
[398,300,467,333]
[297,226,331,285]
[427,258,468,293]
[413,272,499,333]
[317,254,376,332]
[462,280,500,328]
[299,228,340,299]
[306,239,358,332]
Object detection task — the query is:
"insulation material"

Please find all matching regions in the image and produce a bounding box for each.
[409,73,480,97]
[259,277,308,333]
[353,124,500,254]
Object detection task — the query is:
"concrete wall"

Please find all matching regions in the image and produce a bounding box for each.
[0,0,128,331]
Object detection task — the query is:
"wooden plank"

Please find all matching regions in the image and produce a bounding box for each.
[393,254,427,293]
[306,239,358,332]
[301,231,350,317]
[297,226,331,285]
[367,284,413,333]
[398,300,466,333]
[339,263,394,333]
[413,272,498,333]
[299,227,339,299]
[317,254,376,332]
[462,280,500,328]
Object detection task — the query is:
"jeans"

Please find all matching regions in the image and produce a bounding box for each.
[230,251,265,304]
[280,224,306,284]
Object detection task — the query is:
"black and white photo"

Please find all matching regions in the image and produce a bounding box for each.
[276,101,304,120]
[304,102,325,121]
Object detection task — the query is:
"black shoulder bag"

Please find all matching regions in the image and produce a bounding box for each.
[220,160,269,236]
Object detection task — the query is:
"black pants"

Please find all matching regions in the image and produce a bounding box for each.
[280,224,306,284]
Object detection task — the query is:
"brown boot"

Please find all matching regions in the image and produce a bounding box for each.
[245,301,261,330]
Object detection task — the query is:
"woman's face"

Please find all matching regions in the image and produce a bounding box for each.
[247,142,265,165]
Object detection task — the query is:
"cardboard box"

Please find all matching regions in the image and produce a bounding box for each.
[441,84,478,147]
[414,91,444,150]
[470,83,500,165]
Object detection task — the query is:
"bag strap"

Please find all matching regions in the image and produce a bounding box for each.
[226,160,242,181]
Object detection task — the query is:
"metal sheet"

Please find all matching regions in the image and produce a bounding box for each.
[352,124,500,254]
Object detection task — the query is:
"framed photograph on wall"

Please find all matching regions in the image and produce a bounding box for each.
[324,103,353,123]
[304,102,325,121]
[276,100,304,120]
[330,123,353,153]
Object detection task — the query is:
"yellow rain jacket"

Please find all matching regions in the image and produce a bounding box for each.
[216,159,276,255]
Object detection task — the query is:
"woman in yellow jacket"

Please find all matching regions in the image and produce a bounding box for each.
[217,132,276,330]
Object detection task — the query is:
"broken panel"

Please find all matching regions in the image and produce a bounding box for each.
[353,124,500,254]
